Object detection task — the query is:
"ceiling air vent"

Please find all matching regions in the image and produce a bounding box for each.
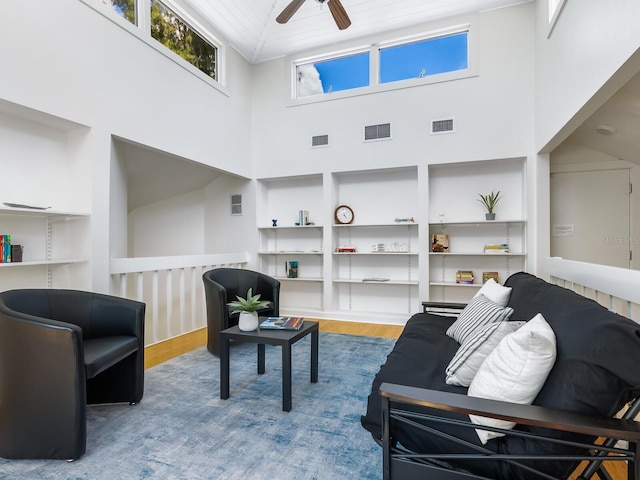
[364,123,391,141]
[311,134,329,147]
[430,118,455,135]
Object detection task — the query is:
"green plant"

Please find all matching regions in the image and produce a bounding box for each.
[477,190,502,214]
[227,288,271,314]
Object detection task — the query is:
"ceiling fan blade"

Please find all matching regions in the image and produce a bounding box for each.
[276,0,306,24]
[328,0,351,30]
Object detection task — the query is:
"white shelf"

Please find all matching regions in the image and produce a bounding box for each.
[335,278,418,286]
[0,207,89,219]
[258,225,323,230]
[334,251,417,255]
[429,252,525,256]
[0,259,86,268]
[429,282,482,288]
[333,222,417,228]
[274,276,323,282]
[429,220,525,226]
[259,251,322,255]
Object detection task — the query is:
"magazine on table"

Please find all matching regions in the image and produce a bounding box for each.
[260,316,304,330]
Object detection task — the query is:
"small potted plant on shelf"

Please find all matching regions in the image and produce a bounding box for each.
[228,288,271,332]
[477,190,502,221]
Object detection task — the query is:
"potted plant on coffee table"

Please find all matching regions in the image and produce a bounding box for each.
[228,288,271,331]
[477,190,502,221]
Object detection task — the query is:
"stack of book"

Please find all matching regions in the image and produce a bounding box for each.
[482,271,499,283]
[455,270,474,284]
[0,235,11,263]
[484,243,509,254]
[260,316,304,330]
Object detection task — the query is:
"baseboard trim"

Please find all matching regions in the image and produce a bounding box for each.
[144,327,207,369]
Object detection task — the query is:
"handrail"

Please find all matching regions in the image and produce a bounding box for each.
[544,256,640,319]
[110,252,250,345]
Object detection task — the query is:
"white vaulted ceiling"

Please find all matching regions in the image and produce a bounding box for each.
[180,0,533,64]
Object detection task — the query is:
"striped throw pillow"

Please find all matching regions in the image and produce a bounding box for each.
[446,294,514,345]
[445,321,525,387]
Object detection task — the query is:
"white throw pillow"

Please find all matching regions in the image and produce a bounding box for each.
[445,321,525,387]
[446,295,514,345]
[467,313,557,444]
[472,278,512,307]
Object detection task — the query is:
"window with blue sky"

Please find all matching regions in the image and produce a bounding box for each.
[296,29,469,99]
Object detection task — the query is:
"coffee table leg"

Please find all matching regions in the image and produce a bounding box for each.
[311,327,318,383]
[220,335,230,400]
[282,344,292,412]
[258,344,265,374]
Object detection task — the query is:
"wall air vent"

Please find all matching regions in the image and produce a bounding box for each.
[430,118,455,135]
[230,194,242,215]
[364,123,391,141]
[311,134,329,147]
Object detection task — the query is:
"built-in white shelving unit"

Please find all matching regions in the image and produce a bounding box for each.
[0,98,91,291]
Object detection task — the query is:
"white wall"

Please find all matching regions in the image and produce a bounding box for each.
[0,0,255,291]
[251,5,536,179]
[534,0,640,152]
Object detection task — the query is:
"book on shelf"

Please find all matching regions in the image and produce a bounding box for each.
[455,270,474,284]
[484,243,509,254]
[482,271,499,283]
[260,316,304,330]
[285,260,298,278]
[0,234,11,263]
[431,234,449,253]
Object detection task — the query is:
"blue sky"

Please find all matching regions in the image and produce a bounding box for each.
[312,32,468,94]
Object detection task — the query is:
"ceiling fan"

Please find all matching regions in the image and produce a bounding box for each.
[276,0,352,30]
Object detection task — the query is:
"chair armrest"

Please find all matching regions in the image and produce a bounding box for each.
[90,294,146,339]
[421,301,467,316]
[380,383,640,442]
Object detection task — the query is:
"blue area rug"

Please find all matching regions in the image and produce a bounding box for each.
[0,332,395,479]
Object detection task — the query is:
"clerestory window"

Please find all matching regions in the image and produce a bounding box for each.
[293,27,470,99]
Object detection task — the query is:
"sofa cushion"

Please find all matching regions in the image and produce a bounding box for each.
[446,294,514,345]
[445,320,525,387]
[472,278,512,307]
[468,313,557,444]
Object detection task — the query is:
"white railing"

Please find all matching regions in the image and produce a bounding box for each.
[110,253,249,346]
[544,257,640,321]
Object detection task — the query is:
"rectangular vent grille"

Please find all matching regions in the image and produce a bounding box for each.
[364,123,391,141]
[431,118,455,135]
[230,194,242,215]
[311,134,329,147]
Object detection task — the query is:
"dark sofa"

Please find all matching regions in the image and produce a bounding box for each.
[361,272,640,479]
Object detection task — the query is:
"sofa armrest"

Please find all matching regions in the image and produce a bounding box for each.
[421,301,467,316]
[379,382,640,480]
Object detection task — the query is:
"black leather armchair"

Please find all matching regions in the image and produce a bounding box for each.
[202,268,280,356]
[0,289,145,460]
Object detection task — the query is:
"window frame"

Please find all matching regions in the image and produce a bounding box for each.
[82,0,227,91]
[289,23,475,105]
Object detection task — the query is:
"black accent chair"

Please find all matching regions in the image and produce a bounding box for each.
[202,268,280,356]
[0,289,146,461]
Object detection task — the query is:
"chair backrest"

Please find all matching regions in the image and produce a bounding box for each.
[204,268,280,310]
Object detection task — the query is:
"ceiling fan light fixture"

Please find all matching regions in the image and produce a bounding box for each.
[595,124,617,135]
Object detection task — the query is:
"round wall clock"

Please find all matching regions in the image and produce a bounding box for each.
[335,205,354,224]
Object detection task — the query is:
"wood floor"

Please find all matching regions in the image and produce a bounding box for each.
[144,319,627,480]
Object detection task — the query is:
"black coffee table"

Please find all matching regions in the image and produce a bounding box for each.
[219,320,319,411]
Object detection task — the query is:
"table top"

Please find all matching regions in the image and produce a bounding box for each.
[220,319,319,344]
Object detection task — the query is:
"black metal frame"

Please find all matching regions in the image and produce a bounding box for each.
[381,383,640,480]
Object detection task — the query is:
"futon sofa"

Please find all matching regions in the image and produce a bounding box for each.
[361,272,640,479]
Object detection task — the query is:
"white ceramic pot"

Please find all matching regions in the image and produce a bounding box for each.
[238,311,259,331]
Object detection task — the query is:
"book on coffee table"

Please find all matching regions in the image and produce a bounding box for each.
[260,316,304,330]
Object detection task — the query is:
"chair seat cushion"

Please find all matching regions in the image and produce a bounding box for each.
[84,336,139,378]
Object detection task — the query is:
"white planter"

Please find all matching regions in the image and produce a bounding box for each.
[238,311,259,331]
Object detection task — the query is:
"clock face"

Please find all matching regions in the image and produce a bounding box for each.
[335,205,354,224]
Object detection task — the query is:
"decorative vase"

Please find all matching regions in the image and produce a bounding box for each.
[485,213,496,221]
[238,311,259,331]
